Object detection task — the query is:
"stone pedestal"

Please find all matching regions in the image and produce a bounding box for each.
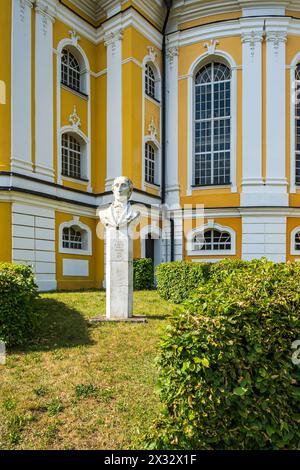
[106,225,133,319]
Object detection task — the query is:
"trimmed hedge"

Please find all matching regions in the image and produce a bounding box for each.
[155,261,211,304]
[133,258,154,290]
[146,259,300,450]
[156,260,249,304]
[0,263,39,346]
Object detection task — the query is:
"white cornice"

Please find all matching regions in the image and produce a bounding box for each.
[168,0,300,32]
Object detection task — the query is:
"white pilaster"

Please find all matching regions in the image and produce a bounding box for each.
[104,29,123,191]
[265,24,288,206]
[11,0,33,175]
[240,24,264,206]
[35,1,55,182]
[165,44,180,208]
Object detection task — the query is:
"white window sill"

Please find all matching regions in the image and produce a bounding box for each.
[145,94,161,107]
[59,248,92,256]
[188,250,236,257]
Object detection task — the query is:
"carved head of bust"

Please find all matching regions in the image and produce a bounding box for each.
[112,176,133,204]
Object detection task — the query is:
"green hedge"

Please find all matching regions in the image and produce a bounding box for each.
[146,259,300,450]
[155,262,211,304]
[133,258,154,290]
[156,259,252,304]
[0,263,39,346]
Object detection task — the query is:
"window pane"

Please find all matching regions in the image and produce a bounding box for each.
[61,134,81,179]
[61,49,81,93]
[194,62,231,186]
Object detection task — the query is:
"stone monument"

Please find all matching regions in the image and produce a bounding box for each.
[97,176,144,321]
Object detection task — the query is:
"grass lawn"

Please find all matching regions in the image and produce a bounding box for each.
[0,290,174,450]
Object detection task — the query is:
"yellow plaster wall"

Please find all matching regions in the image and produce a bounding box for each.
[55,211,103,290]
[60,89,88,135]
[53,19,107,194]
[0,202,12,262]
[0,0,11,172]
[122,27,162,190]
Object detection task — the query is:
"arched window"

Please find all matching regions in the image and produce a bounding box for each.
[61,133,81,180]
[295,64,300,185]
[295,231,300,251]
[193,229,231,252]
[61,48,81,93]
[145,63,157,100]
[59,218,92,255]
[145,142,157,185]
[194,62,231,187]
[63,227,83,250]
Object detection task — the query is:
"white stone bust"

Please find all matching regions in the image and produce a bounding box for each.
[99,176,140,229]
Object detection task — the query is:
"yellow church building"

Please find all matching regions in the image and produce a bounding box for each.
[1,0,300,291]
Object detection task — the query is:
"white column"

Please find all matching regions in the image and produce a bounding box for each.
[165,45,180,208]
[11,0,33,175]
[265,27,288,206]
[104,29,123,191]
[241,28,264,206]
[35,1,55,182]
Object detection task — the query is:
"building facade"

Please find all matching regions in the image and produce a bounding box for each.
[1,0,300,290]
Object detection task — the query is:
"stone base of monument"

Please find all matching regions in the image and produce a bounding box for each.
[89,316,147,324]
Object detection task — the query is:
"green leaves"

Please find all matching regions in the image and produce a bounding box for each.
[233,387,248,397]
[133,258,154,290]
[145,259,300,450]
[0,263,39,346]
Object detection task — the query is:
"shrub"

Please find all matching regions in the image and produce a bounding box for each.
[156,261,211,304]
[146,259,300,450]
[0,263,39,346]
[133,258,154,290]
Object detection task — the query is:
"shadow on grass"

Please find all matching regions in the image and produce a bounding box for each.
[13,297,95,353]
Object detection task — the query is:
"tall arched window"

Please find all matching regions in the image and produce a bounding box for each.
[61,48,81,93]
[194,62,231,187]
[295,65,300,185]
[61,134,81,180]
[145,64,157,100]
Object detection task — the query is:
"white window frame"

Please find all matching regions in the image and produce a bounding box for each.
[290,226,300,255]
[290,52,300,194]
[144,139,160,187]
[61,48,82,94]
[187,220,236,256]
[187,50,237,196]
[59,217,92,256]
[60,127,89,182]
[142,52,162,191]
[56,38,91,190]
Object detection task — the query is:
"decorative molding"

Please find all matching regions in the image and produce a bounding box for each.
[167,46,179,68]
[19,0,33,22]
[147,46,157,63]
[204,39,219,55]
[69,29,81,46]
[241,31,263,58]
[104,30,123,54]
[59,217,92,256]
[69,106,81,129]
[266,31,287,56]
[148,117,157,141]
[187,222,236,257]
